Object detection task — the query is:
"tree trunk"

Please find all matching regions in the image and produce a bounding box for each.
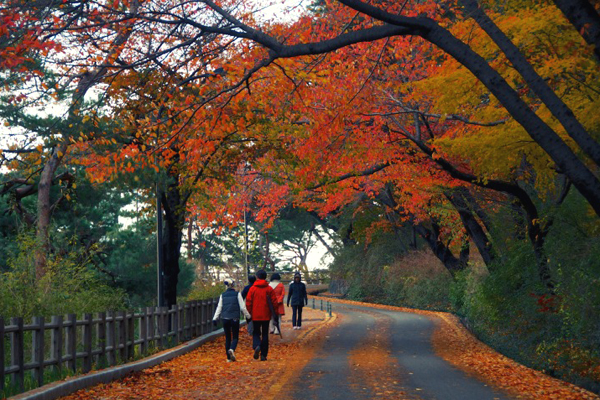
[423,24,600,216]
[161,179,185,308]
[413,223,467,277]
[35,142,67,279]
[462,0,600,167]
[447,190,496,267]
[552,0,600,60]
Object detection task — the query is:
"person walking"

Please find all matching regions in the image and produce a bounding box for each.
[241,275,256,300]
[245,269,279,361]
[287,272,308,329]
[269,272,285,335]
[212,279,251,362]
[241,275,256,335]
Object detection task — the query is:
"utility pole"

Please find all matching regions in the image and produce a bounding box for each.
[156,185,165,307]
[244,206,249,279]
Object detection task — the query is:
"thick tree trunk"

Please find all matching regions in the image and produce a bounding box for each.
[423,25,600,216]
[35,142,67,279]
[414,223,467,277]
[552,0,600,60]
[161,180,184,308]
[462,0,600,167]
[447,190,496,267]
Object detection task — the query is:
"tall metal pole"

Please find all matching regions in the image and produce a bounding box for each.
[244,206,249,279]
[156,185,164,307]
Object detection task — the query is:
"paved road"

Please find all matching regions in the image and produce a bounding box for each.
[288,302,513,400]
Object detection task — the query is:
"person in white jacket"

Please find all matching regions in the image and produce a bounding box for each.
[212,279,251,362]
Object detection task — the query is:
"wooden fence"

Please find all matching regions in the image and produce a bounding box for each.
[1,299,218,396]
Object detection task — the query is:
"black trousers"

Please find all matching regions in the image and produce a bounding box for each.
[252,320,270,358]
[292,305,304,327]
[223,319,240,358]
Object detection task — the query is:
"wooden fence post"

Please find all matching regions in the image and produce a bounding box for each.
[1,318,5,393]
[147,307,155,349]
[154,308,161,349]
[32,316,45,387]
[66,314,77,373]
[82,314,92,373]
[185,302,191,340]
[97,312,106,368]
[127,312,135,359]
[10,317,24,391]
[172,305,179,344]
[50,315,63,376]
[107,311,116,367]
[189,302,195,337]
[178,304,184,342]
[161,307,168,348]
[118,311,126,362]
[200,301,205,336]
[140,309,147,356]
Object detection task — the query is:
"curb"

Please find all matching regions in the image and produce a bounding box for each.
[10,323,245,400]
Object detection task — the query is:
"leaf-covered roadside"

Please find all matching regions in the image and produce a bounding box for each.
[59,307,331,400]
[322,297,600,400]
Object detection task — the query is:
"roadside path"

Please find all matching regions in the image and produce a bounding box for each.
[284,302,509,400]
[57,298,599,400]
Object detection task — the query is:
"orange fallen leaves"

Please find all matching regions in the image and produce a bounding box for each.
[60,308,331,400]
[320,296,599,400]
[347,313,420,400]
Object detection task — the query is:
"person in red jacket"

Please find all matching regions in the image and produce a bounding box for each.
[245,269,279,361]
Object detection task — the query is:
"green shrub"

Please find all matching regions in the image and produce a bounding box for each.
[0,233,126,320]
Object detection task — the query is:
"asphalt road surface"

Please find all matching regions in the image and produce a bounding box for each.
[288,302,513,400]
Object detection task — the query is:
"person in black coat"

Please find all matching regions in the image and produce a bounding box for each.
[241,275,256,336]
[287,272,308,329]
[241,275,256,300]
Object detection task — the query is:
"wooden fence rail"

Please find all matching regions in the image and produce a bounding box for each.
[1,299,218,396]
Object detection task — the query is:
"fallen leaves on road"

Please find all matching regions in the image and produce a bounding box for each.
[347,312,420,400]
[60,307,332,400]
[321,296,600,400]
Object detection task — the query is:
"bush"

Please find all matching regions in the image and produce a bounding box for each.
[186,279,224,301]
[0,233,126,320]
[384,249,454,311]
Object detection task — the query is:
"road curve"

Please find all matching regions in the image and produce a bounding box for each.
[287,302,512,400]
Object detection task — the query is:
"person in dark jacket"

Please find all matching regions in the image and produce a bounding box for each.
[241,275,256,336]
[212,279,251,362]
[245,269,279,361]
[241,275,256,300]
[287,272,308,329]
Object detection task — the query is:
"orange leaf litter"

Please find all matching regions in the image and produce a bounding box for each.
[59,298,599,400]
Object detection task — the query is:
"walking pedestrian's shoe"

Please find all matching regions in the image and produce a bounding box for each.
[228,349,236,362]
[253,346,261,360]
[260,355,267,361]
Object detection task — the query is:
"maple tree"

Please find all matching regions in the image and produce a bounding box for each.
[162,0,600,220]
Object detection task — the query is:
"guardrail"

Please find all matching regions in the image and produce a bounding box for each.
[309,297,332,317]
[1,299,218,397]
